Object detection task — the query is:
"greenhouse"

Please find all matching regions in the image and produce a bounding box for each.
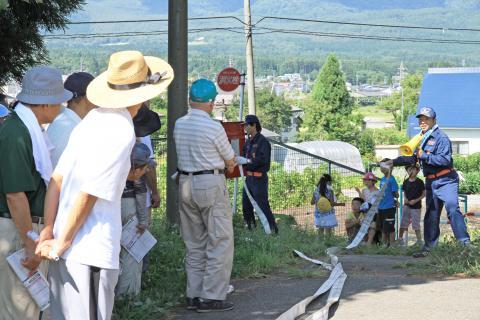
[279,140,365,173]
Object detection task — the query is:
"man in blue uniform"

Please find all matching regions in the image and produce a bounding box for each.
[237,115,278,234]
[383,107,471,257]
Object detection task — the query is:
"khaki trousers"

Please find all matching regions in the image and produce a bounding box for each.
[179,173,234,301]
[0,217,46,320]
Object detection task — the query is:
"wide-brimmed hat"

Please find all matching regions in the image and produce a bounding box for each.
[133,104,161,137]
[16,66,73,105]
[87,51,174,109]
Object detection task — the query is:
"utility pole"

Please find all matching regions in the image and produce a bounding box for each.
[166,0,188,225]
[244,0,256,115]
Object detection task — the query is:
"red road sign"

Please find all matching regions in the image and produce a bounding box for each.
[217,68,241,92]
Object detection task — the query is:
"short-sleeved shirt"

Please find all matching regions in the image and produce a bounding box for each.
[402,178,425,209]
[379,176,399,210]
[0,112,46,217]
[47,107,81,168]
[174,109,234,172]
[53,108,135,269]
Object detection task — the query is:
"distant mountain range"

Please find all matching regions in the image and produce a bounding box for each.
[46,0,480,66]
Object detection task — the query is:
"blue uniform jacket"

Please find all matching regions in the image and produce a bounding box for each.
[243,132,271,173]
[393,128,453,177]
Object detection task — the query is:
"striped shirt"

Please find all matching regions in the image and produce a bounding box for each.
[174,109,234,172]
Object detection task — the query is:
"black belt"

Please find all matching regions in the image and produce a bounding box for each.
[179,169,225,175]
[0,212,44,224]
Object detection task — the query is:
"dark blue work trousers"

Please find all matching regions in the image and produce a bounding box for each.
[424,172,470,248]
[242,175,277,229]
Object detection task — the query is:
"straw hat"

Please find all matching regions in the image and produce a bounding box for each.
[87,51,174,109]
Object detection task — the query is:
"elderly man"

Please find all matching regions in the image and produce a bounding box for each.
[383,107,471,257]
[0,66,71,320]
[37,51,173,320]
[174,79,236,313]
[47,72,96,167]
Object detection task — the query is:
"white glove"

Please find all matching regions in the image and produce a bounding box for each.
[236,156,249,165]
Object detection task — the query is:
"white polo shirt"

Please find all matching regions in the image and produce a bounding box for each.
[53,108,135,269]
[174,109,234,172]
[47,107,81,168]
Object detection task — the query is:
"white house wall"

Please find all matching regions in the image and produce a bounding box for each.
[443,128,480,155]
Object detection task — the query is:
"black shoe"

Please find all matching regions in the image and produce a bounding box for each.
[186,297,200,310]
[196,299,234,313]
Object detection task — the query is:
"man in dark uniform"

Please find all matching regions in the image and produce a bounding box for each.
[382,107,472,257]
[237,115,278,234]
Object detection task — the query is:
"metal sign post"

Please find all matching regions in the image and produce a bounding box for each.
[232,72,246,215]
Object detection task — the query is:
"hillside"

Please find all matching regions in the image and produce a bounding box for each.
[45,0,480,79]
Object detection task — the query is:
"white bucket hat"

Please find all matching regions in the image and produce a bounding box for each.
[87,50,174,109]
[16,66,73,105]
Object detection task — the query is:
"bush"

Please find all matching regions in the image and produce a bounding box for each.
[454,153,480,174]
[459,172,480,194]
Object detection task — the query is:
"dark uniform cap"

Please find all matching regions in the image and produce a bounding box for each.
[245,114,260,125]
[64,72,95,99]
[133,104,161,137]
[416,107,436,119]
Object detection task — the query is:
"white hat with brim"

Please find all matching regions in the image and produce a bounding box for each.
[16,66,73,105]
[87,51,174,109]
[0,104,9,117]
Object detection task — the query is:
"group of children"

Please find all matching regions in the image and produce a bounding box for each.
[312,162,425,246]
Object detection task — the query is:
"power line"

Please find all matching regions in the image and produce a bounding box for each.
[66,15,246,25]
[43,27,243,39]
[253,26,480,45]
[255,16,480,33]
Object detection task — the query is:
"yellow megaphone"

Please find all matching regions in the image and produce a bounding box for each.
[399,133,423,156]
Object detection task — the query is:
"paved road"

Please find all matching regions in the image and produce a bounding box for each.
[169,254,480,320]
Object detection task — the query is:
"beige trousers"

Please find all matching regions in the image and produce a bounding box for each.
[178,173,234,301]
[0,217,46,320]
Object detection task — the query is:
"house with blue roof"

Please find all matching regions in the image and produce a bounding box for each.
[408,67,480,155]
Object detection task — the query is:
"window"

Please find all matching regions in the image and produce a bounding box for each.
[451,141,469,155]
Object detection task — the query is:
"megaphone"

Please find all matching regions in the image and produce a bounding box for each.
[399,133,423,156]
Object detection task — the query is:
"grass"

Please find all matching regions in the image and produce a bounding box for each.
[354,105,394,120]
[112,212,346,319]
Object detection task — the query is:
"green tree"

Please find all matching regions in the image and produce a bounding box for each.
[226,89,292,134]
[0,0,84,86]
[311,54,353,116]
[379,74,423,130]
[300,54,360,144]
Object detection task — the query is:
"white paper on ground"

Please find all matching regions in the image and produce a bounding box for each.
[121,216,157,263]
[6,249,50,311]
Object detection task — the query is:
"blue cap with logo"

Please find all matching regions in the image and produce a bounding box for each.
[416,107,436,119]
[189,79,218,103]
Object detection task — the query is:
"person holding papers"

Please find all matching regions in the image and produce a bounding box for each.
[115,142,154,297]
[0,66,71,320]
[36,51,173,320]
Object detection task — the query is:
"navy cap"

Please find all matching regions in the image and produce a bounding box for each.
[245,114,260,124]
[64,72,95,99]
[416,107,436,119]
[131,142,155,167]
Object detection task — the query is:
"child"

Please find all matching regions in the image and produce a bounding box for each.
[399,164,425,246]
[345,197,365,243]
[311,174,338,236]
[116,142,155,297]
[377,159,399,246]
[356,172,380,245]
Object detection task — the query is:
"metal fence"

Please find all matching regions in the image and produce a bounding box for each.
[152,137,366,236]
[151,137,480,237]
